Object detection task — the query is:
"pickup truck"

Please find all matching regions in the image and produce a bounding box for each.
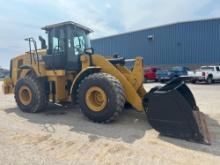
[144,67,161,82]
[156,66,190,82]
[188,66,220,84]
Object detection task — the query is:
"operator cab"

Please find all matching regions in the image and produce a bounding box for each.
[42,21,93,71]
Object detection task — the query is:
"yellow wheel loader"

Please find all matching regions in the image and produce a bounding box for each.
[3,21,210,144]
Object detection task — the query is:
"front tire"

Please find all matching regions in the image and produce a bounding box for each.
[78,73,125,123]
[15,76,47,113]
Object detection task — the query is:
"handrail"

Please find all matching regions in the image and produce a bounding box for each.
[24,38,40,74]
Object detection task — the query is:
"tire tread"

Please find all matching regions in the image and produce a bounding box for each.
[77,73,125,123]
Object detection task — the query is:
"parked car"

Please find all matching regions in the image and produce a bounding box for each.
[188,66,220,84]
[0,67,9,78]
[156,69,174,82]
[0,73,5,78]
[144,67,161,82]
[170,66,190,77]
[156,66,190,82]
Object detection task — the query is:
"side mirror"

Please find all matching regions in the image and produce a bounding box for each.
[84,48,94,55]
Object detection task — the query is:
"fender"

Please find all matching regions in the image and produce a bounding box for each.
[19,64,33,70]
[19,65,37,79]
[70,67,101,102]
[92,54,145,112]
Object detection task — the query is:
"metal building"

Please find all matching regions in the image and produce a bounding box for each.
[91,18,220,67]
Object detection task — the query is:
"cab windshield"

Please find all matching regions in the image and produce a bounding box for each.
[71,29,91,55]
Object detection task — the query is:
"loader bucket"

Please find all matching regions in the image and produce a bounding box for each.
[143,78,211,145]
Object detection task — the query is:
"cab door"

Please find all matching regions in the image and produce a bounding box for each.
[66,27,81,71]
[44,28,66,70]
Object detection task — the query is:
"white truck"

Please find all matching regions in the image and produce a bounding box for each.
[188,66,220,84]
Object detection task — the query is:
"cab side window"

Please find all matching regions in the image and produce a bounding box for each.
[216,67,220,71]
[48,28,65,55]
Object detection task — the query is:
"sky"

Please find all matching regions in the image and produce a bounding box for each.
[0,0,220,69]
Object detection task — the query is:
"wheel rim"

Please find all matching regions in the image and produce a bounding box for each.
[19,86,32,105]
[85,86,107,112]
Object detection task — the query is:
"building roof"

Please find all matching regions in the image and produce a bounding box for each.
[41,21,93,33]
[92,17,220,40]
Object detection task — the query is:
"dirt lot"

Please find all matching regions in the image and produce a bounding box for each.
[0,81,220,165]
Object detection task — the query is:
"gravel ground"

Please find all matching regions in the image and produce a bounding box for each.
[0,81,220,165]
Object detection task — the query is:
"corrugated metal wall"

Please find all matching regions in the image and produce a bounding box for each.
[91,18,220,66]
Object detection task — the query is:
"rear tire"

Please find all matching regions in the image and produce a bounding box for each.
[191,79,196,84]
[207,76,213,84]
[78,73,125,123]
[15,76,47,113]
